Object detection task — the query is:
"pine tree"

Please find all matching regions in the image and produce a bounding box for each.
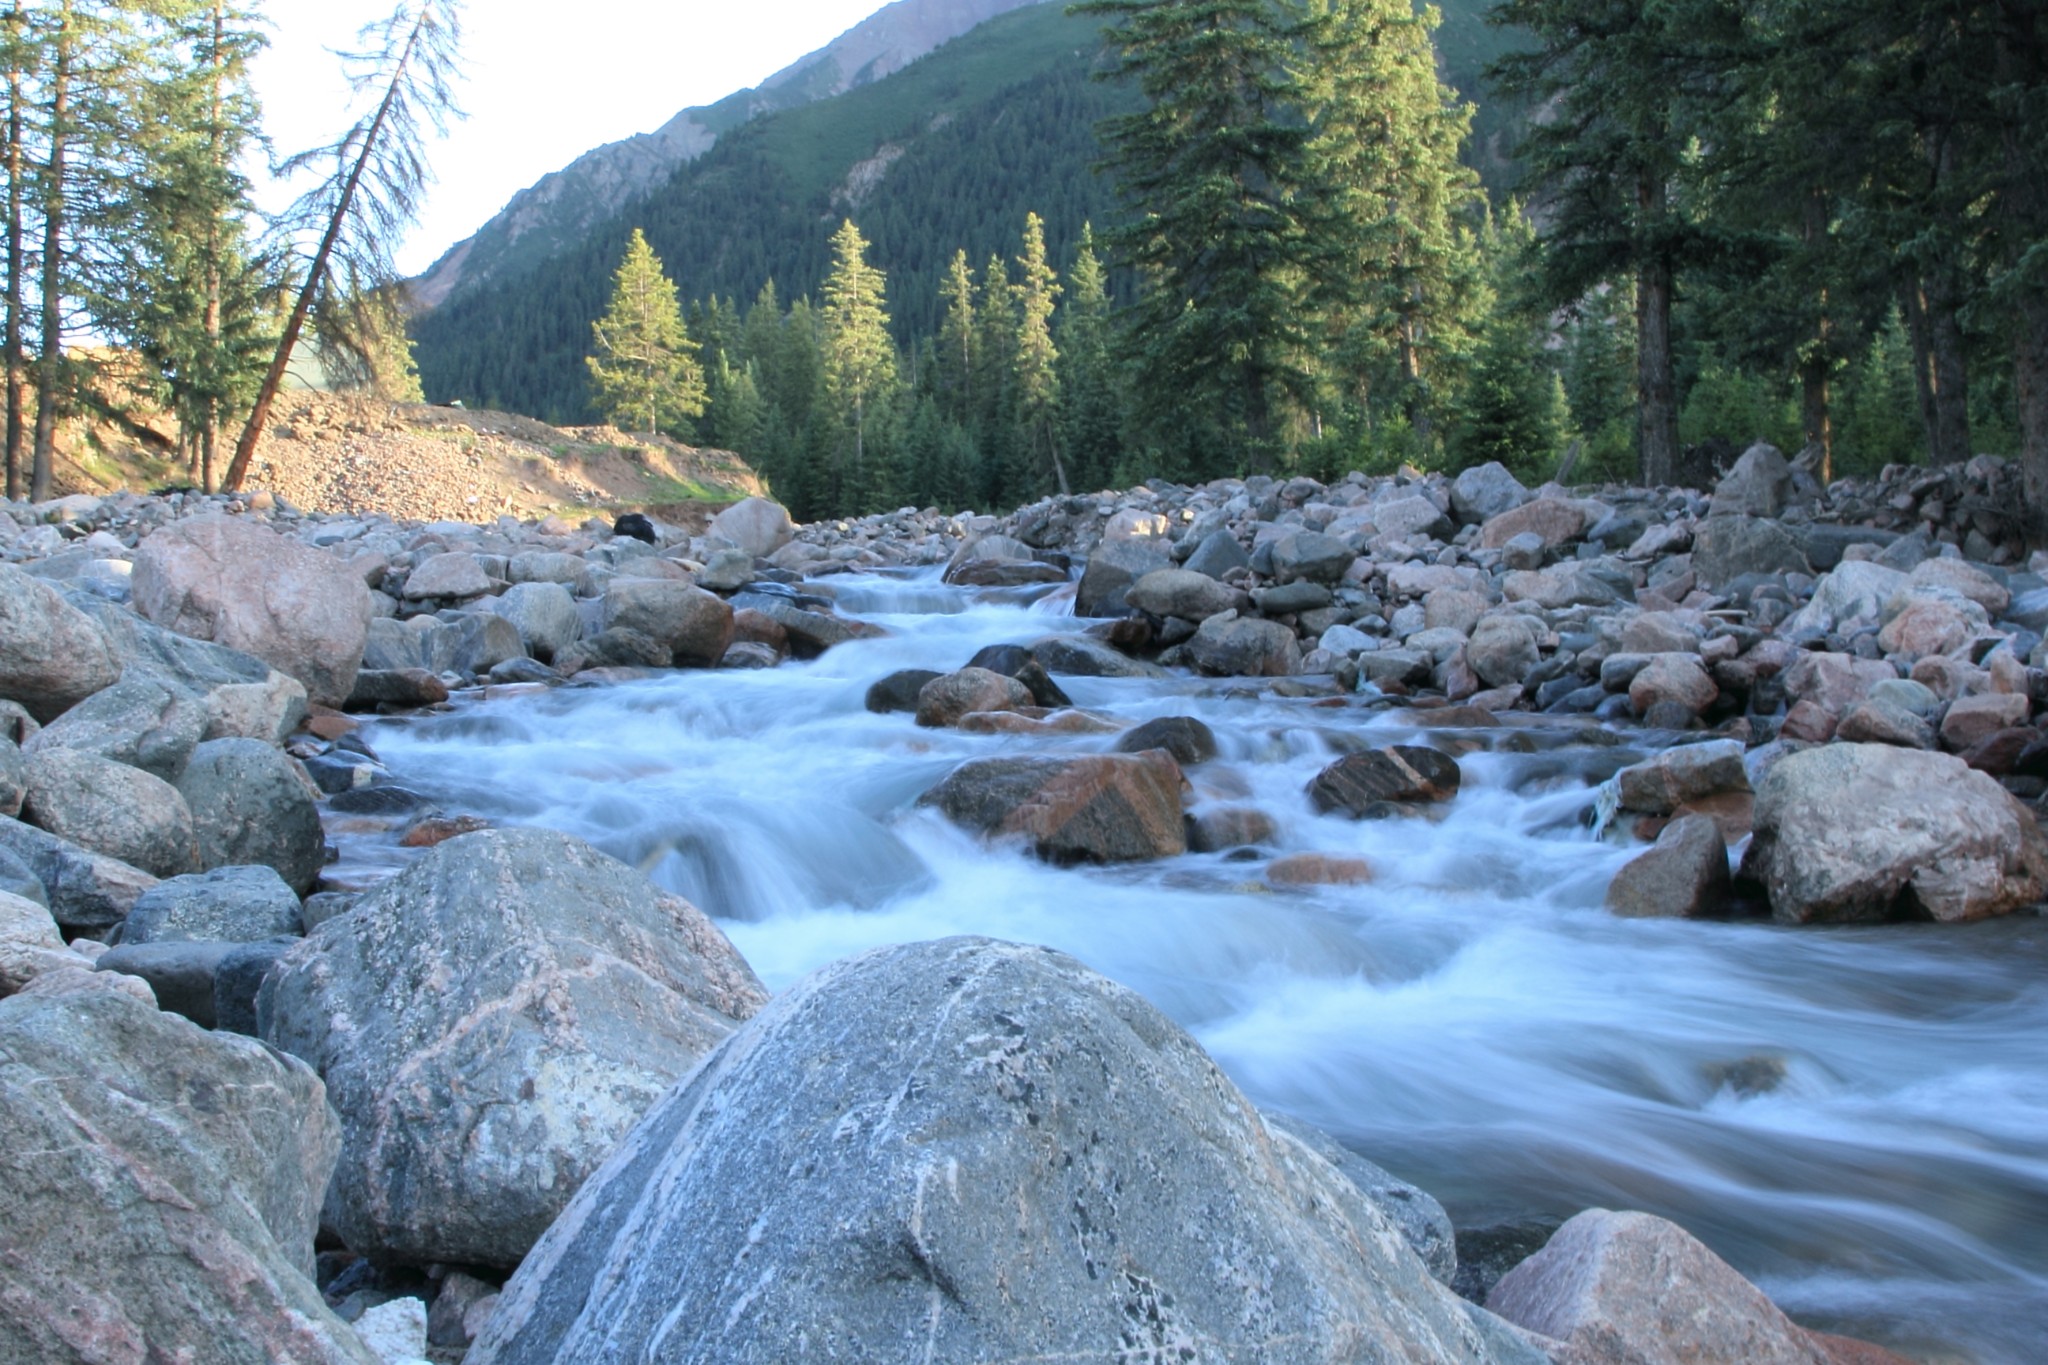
[585,227,704,436]
[1059,222,1122,491]
[819,218,896,494]
[1297,0,1482,440]
[935,247,976,426]
[1012,211,1066,497]
[1077,0,1315,468]
[971,248,1017,504]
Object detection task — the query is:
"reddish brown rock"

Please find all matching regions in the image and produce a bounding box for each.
[1605,815,1730,919]
[1478,498,1588,551]
[920,752,1188,862]
[1939,692,2029,752]
[1265,853,1375,887]
[915,667,1035,728]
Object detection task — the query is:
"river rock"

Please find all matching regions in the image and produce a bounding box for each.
[0,889,80,996]
[1487,1208,1851,1365]
[492,581,580,663]
[1029,633,1167,679]
[175,739,325,895]
[1371,493,1455,543]
[95,940,238,1027]
[22,748,197,879]
[1781,561,1906,637]
[450,612,524,675]
[557,626,670,672]
[258,828,766,1268]
[131,514,373,707]
[864,668,942,714]
[0,563,122,724]
[1504,562,1622,610]
[707,496,796,557]
[1835,696,1936,749]
[0,815,157,933]
[349,668,451,707]
[1115,715,1218,766]
[1183,527,1252,579]
[123,865,302,945]
[1628,653,1719,719]
[1308,746,1462,817]
[66,595,310,744]
[1076,536,1172,617]
[1189,612,1302,677]
[0,737,21,819]
[1126,567,1247,621]
[1186,805,1279,851]
[1710,441,1794,518]
[601,580,734,667]
[1605,815,1730,918]
[964,644,1073,708]
[0,972,374,1363]
[1269,530,1356,584]
[20,676,209,782]
[920,752,1187,862]
[507,550,591,594]
[1896,556,2009,617]
[1740,743,2048,923]
[914,667,1034,728]
[1877,592,1986,657]
[1937,691,2030,751]
[1451,462,1530,524]
[1479,498,1587,551]
[212,937,299,1037]
[402,552,492,601]
[1613,740,1749,814]
[1690,515,1812,587]
[467,937,1541,1365]
[1468,615,1544,690]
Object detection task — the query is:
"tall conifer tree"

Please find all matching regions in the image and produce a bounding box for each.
[586,227,703,436]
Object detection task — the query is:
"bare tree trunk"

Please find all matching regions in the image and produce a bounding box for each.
[29,5,68,503]
[4,1,24,501]
[1800,360,1832,483]
[223,9,426,492]
[1924,267,1972,464]
[1635,170,1678,488]
[1902,280,1938,459]
[198,0,224,493]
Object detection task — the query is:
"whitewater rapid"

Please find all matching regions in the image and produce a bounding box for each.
[352,570,2048,1363]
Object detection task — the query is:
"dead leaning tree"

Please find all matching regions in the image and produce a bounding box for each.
[221,0,461,493]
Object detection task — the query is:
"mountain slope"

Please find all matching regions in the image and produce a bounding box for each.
[409,0,1053,308]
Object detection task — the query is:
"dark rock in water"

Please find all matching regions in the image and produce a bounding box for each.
[259,827,767,1269]
[0,972,366,1360]
[558,626,671,672]
[347,667,450,708]
[1308,746,1462,817]
[1186,805,1278,852]
[1030,633,1166,679]
[864,669,942,714]
[213,936,299,1037]
[326,784,436,817]
[1452,1219,1562,1306]
[1075,536,1172,617]
[965,644,1073,708]
[467,937,1542,1365]
[95,940,239,1027]
[921,752,1188,862]
[124,864,302,944]
[1262,1111,1456,1285]
[1126,567,1246,621]
[611,512,658,544]
[602,582,733,667]
[1189,613,1302,677]
[1604,814,1730,919]
[1116,715,1219,767]
[176,739,326,896]
[947,558,1068,588]
[487,656,559,685]
[0,815,156,933]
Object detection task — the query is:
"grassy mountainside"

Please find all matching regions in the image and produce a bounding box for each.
[412,0,1520,426]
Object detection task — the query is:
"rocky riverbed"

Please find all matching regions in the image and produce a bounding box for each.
[1,447,2044,1362]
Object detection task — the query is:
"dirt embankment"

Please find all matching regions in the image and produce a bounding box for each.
[44,391,767,528]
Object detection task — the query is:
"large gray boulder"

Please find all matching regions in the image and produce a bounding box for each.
[1690,515,1812,588]
[1740,743,2048,924]
[492,580,581,663]
[1076,536,1173,617]
[1269,530,1357,584]
[1709,441,1795,518]
[65,593,308,744]
[0,971,375,1364]
[1451,462,1531,524]
[1188,613,1302,677]
[22,676,209,782]
[0,889,81,996]
[21,748,198,879]
[131,514,374,707]
[122,865,302,945]
[1125,567,1247,622]
[921,753,1188,862]
[258,828,767,1268]
[601,580,734,667]
[1604,814,1731,919]
[706,496,796,557]
[468,937,1543,1365]
[0,562,120,722]
[0,815,157,934]
[1262,1111,1457,1285]
[175,739,325,895]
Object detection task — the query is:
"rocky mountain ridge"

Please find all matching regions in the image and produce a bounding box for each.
[408,0,1052,308]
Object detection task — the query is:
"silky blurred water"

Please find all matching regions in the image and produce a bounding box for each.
[358,570,2048,1363]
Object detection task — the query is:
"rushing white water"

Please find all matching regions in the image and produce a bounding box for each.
[355,570,2048,1363]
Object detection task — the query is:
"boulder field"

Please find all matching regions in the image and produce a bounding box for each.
[0,451,2024,1359]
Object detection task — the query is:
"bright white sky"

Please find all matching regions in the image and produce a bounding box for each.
[250,1,887,276]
